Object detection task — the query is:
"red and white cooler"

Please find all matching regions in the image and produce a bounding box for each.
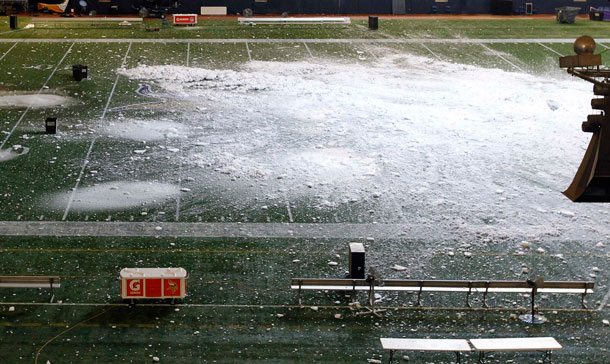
[120,268,188,299]
[172,14,198,25]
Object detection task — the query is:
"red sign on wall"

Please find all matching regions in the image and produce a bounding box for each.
[173,15,197,25]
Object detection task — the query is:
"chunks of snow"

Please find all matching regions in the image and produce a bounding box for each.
[392,264,407,271]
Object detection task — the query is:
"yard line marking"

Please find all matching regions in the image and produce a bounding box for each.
[598,286,610,311]
[63,43,132,221]
[0,221,592,241]
[0,42,73,150]
[175,158,183,221]
[3,38,610,44]
[0,42,17,62]
[537,42,565,57]
[599,43,610,50]
[303,42,314,58]
[0,301,595,313]
[101,42,132,119]
[245,41,252,62]
[419,42,443,61]
[186,41,190,67]
[286,201,294,223]
[62,137,96,221]
[479,43,524,72]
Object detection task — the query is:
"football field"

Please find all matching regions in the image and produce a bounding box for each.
[0,16,609,363]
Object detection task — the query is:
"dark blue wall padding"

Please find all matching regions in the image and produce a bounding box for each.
[37,0,610,15]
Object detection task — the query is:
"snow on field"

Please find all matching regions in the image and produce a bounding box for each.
[51,181,180,211]
[101,119,188,142]
[0,145,29,162]
[0,94,74,108]
[111,54,610,236]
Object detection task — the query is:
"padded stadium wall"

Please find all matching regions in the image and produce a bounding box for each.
[47,0,610,16]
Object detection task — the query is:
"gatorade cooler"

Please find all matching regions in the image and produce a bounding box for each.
[120,268,188,299]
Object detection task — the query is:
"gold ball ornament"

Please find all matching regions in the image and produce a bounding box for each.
[574,36,596,55]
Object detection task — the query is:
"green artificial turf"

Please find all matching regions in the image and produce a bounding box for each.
[0,16,609,364]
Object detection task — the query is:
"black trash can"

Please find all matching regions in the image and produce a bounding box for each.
[368,16,378,30]
[349,243,365,279]
[45,117,57,134]
[589,9,603,21]
[72,65,88,81]
[9,15,17,30]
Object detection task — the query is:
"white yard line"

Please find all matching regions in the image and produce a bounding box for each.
[598,286,610,311]
[0,42,17,62]
[0,43,73,150]
[101,42,132,119]
[537,42,565,57]
[286,201,294,223]
[0,301,595,312]
[186,41,190,67]
[62,43,132,221]
[245,41,252,62]
[479,43,524,72]
[61,138,97,221]
[0,38,604,44]
[303,42,314,58]
[419,42,443,61]
[175,159,183,222]
[598,43,610,51]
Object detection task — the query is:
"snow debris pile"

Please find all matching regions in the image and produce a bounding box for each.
[100,118,188,142]
[0,94,74,108]
[0,145,30,162]
[105,53,610,236]
[49,181,180,211]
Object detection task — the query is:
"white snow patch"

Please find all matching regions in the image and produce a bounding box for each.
[101,119,188,142]
[113,55,610,238]
[0,146,29,162]
[48,181,180,211]
[0,94,74,108]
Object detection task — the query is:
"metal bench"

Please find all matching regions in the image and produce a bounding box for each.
[380,338,472,364]
[470,337,562,363]
[238,17,351,26]
[291,278,594,310]
[0,275,60,302]
[380,337,562,364]
[30,17,143,28]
